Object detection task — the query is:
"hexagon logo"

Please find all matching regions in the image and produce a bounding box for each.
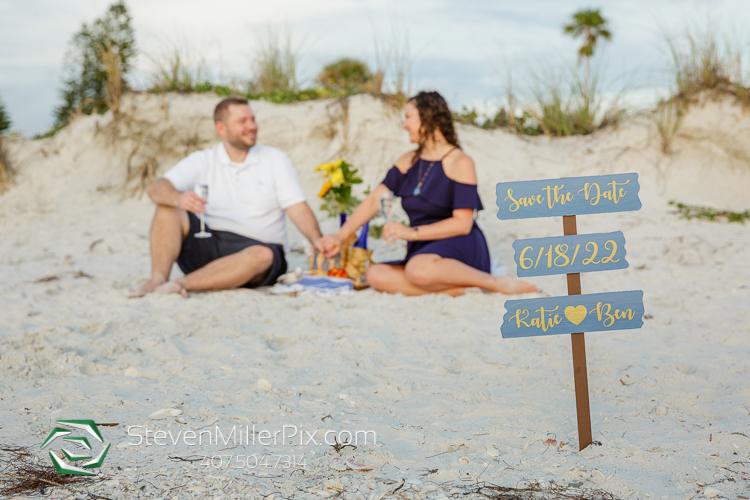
[40,420,111,475]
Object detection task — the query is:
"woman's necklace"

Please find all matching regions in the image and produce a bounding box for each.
[412,160,435,196]
[412,146,458,197]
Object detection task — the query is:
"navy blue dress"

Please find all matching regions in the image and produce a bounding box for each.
[381,158,491,273]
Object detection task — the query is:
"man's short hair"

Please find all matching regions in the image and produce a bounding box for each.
[214,97,250,123]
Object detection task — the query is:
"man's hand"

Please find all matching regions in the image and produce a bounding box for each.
[148,178,204,213]
[317,235,343,257]
[178,191,205,214]
[285,202,327,254]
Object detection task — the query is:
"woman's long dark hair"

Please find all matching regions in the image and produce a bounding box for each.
[409,91,460,160]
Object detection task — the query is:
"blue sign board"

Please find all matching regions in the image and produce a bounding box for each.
[512,231,628,277]
[496,173,642,219]
[501,290,644,339]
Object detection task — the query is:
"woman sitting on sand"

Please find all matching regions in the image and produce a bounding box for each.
[321,91,538,296]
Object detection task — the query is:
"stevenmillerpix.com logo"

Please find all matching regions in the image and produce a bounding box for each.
[40,420,111,475]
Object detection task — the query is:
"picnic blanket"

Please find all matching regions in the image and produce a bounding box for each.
[268,275,354,297]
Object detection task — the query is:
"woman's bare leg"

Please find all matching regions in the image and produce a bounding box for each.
[365,264,469,296]
[404,254,538,294]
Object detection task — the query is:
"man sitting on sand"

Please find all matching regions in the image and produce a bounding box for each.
[132,97,329,297]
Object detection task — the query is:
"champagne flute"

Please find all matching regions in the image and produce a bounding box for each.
[193,183,212,238]
[380,191,394,224]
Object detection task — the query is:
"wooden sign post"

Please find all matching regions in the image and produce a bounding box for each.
[565,214,592,450]
[496,173,644,451]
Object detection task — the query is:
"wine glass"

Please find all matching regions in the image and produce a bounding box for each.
[379,191,394,224]
[193,183,212,238]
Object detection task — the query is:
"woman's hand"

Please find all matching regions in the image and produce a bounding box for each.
[319,234,343,257]
[383,222,416,245]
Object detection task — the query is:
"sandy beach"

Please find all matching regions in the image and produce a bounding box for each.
[0,93,749,499]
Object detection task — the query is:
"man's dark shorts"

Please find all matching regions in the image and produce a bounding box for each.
[177,213,287,288]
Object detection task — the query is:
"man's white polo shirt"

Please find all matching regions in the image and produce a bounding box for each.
[163,143,306,249]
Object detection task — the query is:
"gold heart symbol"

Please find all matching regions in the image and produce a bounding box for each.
[565,305,587,326]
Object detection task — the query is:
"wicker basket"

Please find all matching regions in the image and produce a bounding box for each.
[307,235,373,288]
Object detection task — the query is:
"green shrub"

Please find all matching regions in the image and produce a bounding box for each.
[513,111,544,136]
[245,87,349,104]
[0,94,10,133]
[53,1,135,130]
[316,58,372,91]
[213,85,234,96]
[147,83,348,105]
[453,107,543,136]
[33,123,66,140]
[669,200,750,223]
[453,107,511,130]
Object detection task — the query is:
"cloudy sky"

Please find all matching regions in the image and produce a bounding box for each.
[0,0,748,135]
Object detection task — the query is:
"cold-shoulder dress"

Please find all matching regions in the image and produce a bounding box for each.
[381,157,491,273]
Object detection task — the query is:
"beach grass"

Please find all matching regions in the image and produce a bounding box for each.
[99,40,123,121]
[251,27,299,95]
[655,97,686,154]
[0,139,12,194]
[144,29,367,105]
[664,22,749,105]
[525,64,625,137]
[35,8,748,152]
[146,38,213,94]
[455,63,625,137]
[372,22,413,98]
[0,95,11,194]
[654,21,749,154]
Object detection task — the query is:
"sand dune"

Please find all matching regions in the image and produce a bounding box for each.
[0,93,748,498]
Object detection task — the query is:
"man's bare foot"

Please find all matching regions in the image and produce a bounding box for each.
[154,280,188,298]
[129,276,168,298]
[486,276,539,294]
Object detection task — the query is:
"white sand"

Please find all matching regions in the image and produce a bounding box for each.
[0,92,749,498]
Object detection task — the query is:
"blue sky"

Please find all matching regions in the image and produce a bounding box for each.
[0,0,748,136]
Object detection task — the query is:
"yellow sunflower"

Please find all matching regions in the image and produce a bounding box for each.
[318,180,333,198]
[314,158,343,176]
[330,168,344,186]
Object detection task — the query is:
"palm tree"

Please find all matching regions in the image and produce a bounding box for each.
[563,8,612,84]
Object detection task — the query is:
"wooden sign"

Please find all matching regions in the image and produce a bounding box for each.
[501,290,644,338]
[495,173,644,452]
[512,231,628,277]
[496,173,641,219]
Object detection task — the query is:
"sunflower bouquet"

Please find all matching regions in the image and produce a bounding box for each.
[312,159,373,286]
[315,158,362,220]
